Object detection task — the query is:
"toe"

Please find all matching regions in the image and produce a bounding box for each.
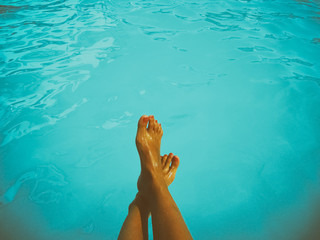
[138,115,149,130]
[161,154,168,166]
[170,156,180,171]
[155,120,160,132]
[155,120,163,134]
[147,115,155,131]
[165,153,173,172]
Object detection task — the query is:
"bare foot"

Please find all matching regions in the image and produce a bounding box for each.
[160,153,180,186]
[137,153,180,191]
[133,153,180,213]
[135,115,166,196]
[135,115,162,165]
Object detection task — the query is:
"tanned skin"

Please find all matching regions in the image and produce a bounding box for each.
[118,115,192,240]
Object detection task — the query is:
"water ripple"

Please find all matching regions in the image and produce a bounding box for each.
[0,164,68,205]
[1,98,87,146]
[0,0,117,144]
[284,72,320,86]
[0,0,319,239]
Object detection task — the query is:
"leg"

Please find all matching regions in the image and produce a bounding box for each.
[136,115,193,240]
[118,193,149,240]
[150,185,193,240]
[118,153,180,240]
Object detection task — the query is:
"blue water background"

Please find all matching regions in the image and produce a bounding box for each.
[0,0,320,239]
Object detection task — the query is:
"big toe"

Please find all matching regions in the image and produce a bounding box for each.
[147,115,155,131]
[138,115,149,130]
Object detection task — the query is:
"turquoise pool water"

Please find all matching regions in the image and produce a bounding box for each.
[1,0,320,239]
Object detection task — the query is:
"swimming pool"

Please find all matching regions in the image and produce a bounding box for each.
[1,0,320,239]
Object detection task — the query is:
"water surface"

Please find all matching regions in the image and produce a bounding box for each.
[1,0,320,239]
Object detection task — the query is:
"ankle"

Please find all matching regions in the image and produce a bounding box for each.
[141,178,168,201]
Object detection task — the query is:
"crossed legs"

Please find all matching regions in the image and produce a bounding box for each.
[118,115,192,240]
